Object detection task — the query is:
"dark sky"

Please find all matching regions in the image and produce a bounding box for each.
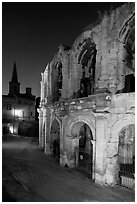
[2,2,125,97]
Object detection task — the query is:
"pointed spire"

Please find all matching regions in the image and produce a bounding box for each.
[11,62,18,82]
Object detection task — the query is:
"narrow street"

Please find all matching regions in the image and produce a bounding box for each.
[2,135,135,202]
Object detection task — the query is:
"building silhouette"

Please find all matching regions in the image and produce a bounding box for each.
[2,62,38,136]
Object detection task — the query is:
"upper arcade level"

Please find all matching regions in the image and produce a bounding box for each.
[40,3,135,107]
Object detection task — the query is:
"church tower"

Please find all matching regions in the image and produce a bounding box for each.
[9,62,20,95]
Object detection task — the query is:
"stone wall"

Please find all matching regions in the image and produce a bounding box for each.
[38,3,135,186]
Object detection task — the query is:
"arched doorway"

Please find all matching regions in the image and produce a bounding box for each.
[50,119,60,158]
[72,122,94,178]
[118,124,135,189]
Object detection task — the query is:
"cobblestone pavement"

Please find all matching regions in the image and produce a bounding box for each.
[2,135,135,202]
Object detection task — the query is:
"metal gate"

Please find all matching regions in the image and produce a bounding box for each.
[75,147,93,178]
[118,143,135,190]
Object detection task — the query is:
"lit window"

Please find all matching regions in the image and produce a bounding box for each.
[14,109,22,117]
[7,104,11,110]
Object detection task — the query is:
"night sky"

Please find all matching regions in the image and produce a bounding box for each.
[2,2,125,97]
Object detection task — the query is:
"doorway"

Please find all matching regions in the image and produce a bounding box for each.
[74,123,93,178]
[50,119,60,158]
[118,124,135,189]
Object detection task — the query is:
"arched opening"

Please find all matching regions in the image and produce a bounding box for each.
[51,62,63,103]
[118,124,135,189]
[117,16,135,94]
[123,27,135,93]
[72,122,94,178]
[50,119,60,158]
[78,38,97,97]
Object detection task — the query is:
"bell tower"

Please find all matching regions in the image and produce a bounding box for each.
[9,62,20,95]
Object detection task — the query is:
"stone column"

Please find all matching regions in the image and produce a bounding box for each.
[69,137,79,168]
[41,73,44,101]
[38,109,43,148]
[42,110,46,152]
[62,136,78,168]
[95,116,107,184]
[44,108,50,154]
[59,117,63,163]
[91,139,96,180]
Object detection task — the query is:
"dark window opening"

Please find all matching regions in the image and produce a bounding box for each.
[125,74,135,93]
[119,74,135,93]
[7,104,11,110]
[79,43,96,98]
[52,62,63,103]
[57,63,63,92]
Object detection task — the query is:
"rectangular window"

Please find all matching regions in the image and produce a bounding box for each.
[7,104,11,110]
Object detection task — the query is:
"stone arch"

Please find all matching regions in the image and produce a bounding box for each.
[105,115,135,185]
[72,30,100,53]
[66,115,96,179]
[118,124,135,188]
[50,52,63,103]
[50,115,62,132]
[68,115,95,140]
[109,115,135,145]
[72,31,100,98]
[117,12,135,93]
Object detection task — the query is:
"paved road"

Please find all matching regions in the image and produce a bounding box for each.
[2,135,135,202]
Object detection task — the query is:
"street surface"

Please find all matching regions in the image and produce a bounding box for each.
[2,135,135,202]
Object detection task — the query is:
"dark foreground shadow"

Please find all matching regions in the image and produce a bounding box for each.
[2,186,16,202]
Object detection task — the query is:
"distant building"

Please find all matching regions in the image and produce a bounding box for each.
[38,3,135,189]
[2,63,38,136]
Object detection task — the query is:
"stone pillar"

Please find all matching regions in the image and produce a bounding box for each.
[44,108,50,154]
[72,63,82,97]
[69,137,79,167]
[61,136,78,168]
[41,113,46,150]
[38,109,43,148]
[41,73,44,101]
[59,117,64,164]
[43,110,47,153]
[95,116,107,184]
[91,139,96,180]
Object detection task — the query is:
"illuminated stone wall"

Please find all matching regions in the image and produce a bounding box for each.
[38,3,135,186]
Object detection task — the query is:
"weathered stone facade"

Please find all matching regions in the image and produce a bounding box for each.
[38,3,135,187]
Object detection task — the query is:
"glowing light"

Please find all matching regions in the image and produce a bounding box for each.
[13,109,22,117]
[9,126,13,134]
